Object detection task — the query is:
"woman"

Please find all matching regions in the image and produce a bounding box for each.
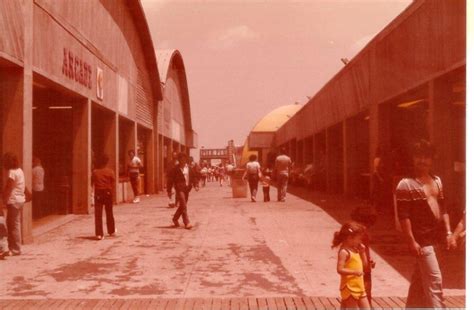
[242,154,261,202]
[2,152,29,256]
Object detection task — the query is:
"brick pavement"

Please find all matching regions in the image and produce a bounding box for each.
[0,182,465,308]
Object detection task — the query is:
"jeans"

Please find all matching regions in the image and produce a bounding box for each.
[6,203,23,254]
[263,186,270,202]
[94,190,115,237]
[129,172,139,197]
[248,174,259,200]
[277,173,289,201]
[406,245,445,309]
[173,190,190,225]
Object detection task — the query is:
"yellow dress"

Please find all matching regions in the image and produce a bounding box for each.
[339,248,367,300]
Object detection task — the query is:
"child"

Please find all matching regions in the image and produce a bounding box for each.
[91,154,116,240]
[261,167,272,202]
[332,221,371,309]
[351,207,377,306]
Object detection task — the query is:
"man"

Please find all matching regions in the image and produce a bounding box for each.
[274,148,292,202]
[166,152,179,207]
[32,157,45,218]
[167,153,196,230]
[395,140,453,308]
[128,150,142,203]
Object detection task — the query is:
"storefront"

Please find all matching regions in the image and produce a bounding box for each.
[0,0,180,243]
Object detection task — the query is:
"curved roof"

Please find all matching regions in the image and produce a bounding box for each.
[156,49,193,131]
[129,1,162,101]
[251,104,303,132]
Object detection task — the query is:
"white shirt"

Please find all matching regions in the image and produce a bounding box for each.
[129,156,142,173]
[246,161,261,174]
[7,168,25,204]
[32,165,45,192]
[181,165,190,186]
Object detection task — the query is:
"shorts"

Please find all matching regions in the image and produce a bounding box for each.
[340,286,367,301]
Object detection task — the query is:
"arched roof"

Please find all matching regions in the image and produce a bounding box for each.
[156,49,193,131]
[251,104,303,132]
[129,1,162,101]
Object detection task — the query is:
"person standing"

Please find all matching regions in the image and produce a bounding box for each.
[166,152,179,207]
[242,155,261,202]
[2,152,30,256]
[32,157,45,219]
[167,153,196,230]
[395,140,453,308]
[91,154,116,240]
[128,150,142,204]
[274,148,292,202]
[261,166,272,202]
[200,165,208,187]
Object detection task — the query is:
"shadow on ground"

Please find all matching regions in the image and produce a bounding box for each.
[286,185,465,290]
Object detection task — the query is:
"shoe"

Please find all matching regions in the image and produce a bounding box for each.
[0,251,8,259]
[173,220,180,228]
[96,235,104,240]
[184,223,193,230]
[168,203,175,208]
[109,230,117,237]
[251,197,256,202]
[4,250,20,256]
[133,197,140,203]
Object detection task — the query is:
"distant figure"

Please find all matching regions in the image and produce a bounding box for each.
[167,153,196,230]
[218,163,225,187]
[2,152,31,257]
[242,154,261,202]
[332,221,370,309]
[200,166,208,187]
[91,154,116,240]
[261,166,272,202]
[128,150,142,203]
[274,148,292,202]
[189,157,201,191]
[32,157,45,219]
[166,152,179,207]
[395,140,452,308]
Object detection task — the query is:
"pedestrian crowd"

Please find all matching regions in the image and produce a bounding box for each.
[0,139,466,310]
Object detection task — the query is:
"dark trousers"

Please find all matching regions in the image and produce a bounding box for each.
[173,190,190,225]
[263,186,270,202]
[248,174,259,199]
[129,172,139,196]
[32,190,44,219]
[94,189,115,237]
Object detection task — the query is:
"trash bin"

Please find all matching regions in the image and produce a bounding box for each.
[231,168,247,198]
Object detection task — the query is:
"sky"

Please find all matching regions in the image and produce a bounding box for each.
[141,0,412,151]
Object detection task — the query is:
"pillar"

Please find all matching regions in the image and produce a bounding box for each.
[104,113,118,203]
[72,98,91,214]
[145,129,154,194]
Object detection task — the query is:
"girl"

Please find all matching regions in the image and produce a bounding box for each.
[332,221,370,309]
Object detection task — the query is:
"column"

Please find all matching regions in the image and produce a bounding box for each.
[72,98,91,214]
[104,113,118,203]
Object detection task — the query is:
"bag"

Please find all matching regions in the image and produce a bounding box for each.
[24,187,32,203]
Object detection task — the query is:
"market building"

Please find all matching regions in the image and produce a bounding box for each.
[0,0,196,243]
[273,0,466,218]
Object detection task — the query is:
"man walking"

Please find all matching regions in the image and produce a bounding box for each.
[395,140,453,308]
[128,150,142,203]
[167,153,196,230]
[274,148,292,202]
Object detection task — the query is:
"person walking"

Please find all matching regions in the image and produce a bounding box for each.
[218,163,225,187]
[91,154,116,240]
[32,157,45,219]
[261,166,272,202]
[332,221,371,309]
[167,153,196,230]
[200,165,208,187]
[2,152,31,256]
[242,155,261,202]
[128,150,142,203]
[274,148,292,202]
[395,140,453,308]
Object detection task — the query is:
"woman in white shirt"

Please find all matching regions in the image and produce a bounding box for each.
[242,154,261,202]
[2,152,28,256]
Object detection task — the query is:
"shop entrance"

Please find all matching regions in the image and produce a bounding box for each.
[32,84,74,219]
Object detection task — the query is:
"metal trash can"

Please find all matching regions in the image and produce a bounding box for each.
[231,168,247,198]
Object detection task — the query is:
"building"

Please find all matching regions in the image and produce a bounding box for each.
[156,49,197,189]
[273,0,466,218]
[0,0,196,243]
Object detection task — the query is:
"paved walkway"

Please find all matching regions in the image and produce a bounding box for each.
[0,182,465,307]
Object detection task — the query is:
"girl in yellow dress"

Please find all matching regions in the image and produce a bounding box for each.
[332,221,371,309]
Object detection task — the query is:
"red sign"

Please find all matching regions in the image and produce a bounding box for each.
[62,48,92,89]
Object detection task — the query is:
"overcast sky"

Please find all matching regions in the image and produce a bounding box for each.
[141,0,411,151]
